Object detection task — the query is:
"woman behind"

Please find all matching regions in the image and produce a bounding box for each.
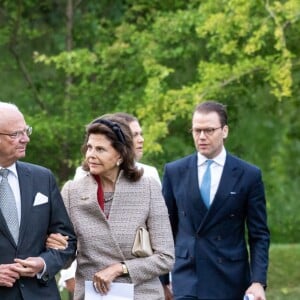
[49,115,174,300]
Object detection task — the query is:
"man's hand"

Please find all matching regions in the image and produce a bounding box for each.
[0,263,21,287]
[245,282,266,300]
[46,233,69,250]
[163,283,173,300]
[14,257,45,277]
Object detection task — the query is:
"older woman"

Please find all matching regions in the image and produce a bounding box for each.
[48,115,174,300]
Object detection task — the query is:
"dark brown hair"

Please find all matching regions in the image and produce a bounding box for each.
[193,101,228,126]
[81,114,143,182]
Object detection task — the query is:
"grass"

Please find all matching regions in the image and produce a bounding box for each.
[60,289,70,300]
[60,243,300,300]
[266,243,300,299]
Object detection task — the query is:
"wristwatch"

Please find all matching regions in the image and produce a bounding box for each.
[121,262,129,275]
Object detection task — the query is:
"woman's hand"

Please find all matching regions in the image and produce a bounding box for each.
[93,263,123,295]
[46,233,69,250]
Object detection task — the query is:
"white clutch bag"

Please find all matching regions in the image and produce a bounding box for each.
[131,227,153,257]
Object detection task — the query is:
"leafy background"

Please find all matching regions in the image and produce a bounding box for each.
[1,0,300,243]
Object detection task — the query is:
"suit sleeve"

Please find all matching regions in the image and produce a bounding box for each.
[39,173,77,281]
[246,169,270,286]
[159,164,178,285]
[162,164,178,240]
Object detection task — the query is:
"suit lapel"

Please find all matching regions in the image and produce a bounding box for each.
[197,154,244,233]
[210,154,243,213]
[183,154,208,231]
[16,162,34,246]
[0,209,15,244]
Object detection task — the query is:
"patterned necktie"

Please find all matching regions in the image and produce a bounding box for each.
[200,160,213,208]
[0,168,19,243]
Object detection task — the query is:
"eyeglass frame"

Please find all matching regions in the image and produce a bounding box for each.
[0,126,32,139]
[191,126,223,136]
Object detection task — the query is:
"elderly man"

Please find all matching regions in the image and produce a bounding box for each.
[0,101,76,300]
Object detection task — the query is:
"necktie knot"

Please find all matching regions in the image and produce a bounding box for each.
[206,159,213,167]
[0,168,9,178]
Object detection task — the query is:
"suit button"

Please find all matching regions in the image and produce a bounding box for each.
[217,257,223,263]
[216,235,222,240]
[20,283,25,288]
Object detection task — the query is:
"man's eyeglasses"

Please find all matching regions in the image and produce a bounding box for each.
[0,126,32,139]
[192,127,222,136]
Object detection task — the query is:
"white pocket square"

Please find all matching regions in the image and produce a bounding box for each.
[33,192,48,206]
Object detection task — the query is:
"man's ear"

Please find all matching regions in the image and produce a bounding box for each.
[222,125,229,139]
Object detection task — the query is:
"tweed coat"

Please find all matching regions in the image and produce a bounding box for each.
[61,171,174,300]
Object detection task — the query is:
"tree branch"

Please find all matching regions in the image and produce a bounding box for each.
[65,0,74,94]
[8,2,45,110]
[9,46,46,110]
[199,66,263,98]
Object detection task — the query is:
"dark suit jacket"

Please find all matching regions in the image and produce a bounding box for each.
[0,161,77,300]
[162,152,270,299]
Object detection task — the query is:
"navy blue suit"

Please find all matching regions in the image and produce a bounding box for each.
[0,161,77,300]
[162,152,269,300]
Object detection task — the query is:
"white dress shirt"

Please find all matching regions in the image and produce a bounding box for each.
[197,147,226,206]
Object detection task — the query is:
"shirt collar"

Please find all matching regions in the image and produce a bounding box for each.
[0,163,18,178]
[197,147,227,167]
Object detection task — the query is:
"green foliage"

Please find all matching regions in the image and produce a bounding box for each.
[1,0,300,241]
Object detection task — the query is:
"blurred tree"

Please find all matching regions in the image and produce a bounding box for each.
[0,0,300,241]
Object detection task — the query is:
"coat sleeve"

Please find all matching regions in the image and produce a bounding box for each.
[39,174,77,281]
[124,177,175,284]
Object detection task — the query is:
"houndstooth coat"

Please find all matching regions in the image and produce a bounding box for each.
[61,171,174,300]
